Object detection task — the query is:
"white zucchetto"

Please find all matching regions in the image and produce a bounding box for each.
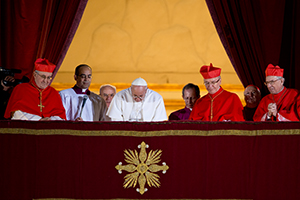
[131,77,147,86]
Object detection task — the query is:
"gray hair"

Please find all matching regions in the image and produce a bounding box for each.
[99,84,117,95]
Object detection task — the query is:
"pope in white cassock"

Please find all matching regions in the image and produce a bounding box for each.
[107,77,167,122]
[59,64,107,121]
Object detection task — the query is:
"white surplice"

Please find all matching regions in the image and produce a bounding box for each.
[12,110,63,121]
[59,88,108,121]
[107,87,167,122]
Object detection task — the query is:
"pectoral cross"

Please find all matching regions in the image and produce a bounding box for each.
[38,103,44,112]
[208,90,224,121]
[38,91,44,112]
[30,82,45,113]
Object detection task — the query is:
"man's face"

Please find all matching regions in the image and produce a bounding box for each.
[100,86,116,108]
[265,76,284,94]
[131,86,147,102]
[244,86,261,107]
[74,66,92,89]
[204,76,221,94]
[34,71,52,90]
[183,88,199,109]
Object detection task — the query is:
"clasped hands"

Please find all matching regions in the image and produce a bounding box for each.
[267,103,277,117]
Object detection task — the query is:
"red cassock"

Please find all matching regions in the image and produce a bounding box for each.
[253,87,300,121]
[189,87,244,121]
[4,81,66,119]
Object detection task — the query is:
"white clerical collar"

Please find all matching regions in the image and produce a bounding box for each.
[274,86,284,94]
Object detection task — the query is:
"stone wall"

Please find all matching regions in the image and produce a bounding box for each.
[54,0,242,86]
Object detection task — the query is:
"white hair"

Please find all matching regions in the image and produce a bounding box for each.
[99,84,116,95]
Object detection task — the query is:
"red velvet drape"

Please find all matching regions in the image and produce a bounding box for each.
[0,0,87,80]
[206,0,300,97]
[0,0,46,79]
[36,0,88,79]
[1,120,300,200]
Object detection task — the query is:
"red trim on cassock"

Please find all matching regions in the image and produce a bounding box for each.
[189,87,244,121]
[253,87,300,121]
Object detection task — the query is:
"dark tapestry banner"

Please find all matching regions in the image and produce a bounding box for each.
[0,120,300,200]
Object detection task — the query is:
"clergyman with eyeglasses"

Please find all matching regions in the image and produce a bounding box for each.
[59,64,107,121]
[4,58,66,120]
[253,64,300,121]
[189,63,244,121]
[107,77,167,121]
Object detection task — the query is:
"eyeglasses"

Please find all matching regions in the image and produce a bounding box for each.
[78,74,92,79]
[204,78,220,86]
[102,93,114,98]
[133,95,145,100]
[264,78,282,86]
[36,71,52,80]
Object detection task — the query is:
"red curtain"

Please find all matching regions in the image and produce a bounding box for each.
[0,0,87,80]
[206,0,300,97]
[0,0,46,79]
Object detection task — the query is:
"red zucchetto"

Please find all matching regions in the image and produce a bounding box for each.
[200,63,221,79]
[34,58,56,73]
[265,64,284,77]
[245,84,261,93]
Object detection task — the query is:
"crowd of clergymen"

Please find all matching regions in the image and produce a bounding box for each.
[3,58,300,122]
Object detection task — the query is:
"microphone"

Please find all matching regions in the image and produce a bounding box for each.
[79,95,88,117]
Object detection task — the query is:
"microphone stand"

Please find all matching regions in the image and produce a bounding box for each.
[79,95,88,117]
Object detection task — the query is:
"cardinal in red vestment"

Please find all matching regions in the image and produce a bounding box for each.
[189,63,244,121]
[4,58,66,121]
[253,64,300,121]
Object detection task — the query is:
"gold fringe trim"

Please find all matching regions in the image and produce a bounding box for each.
[32,198,253,200]
[0,127,299,136]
